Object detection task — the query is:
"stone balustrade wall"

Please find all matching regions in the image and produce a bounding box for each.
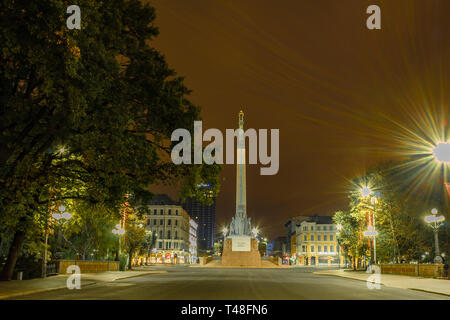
[56,260,119,273]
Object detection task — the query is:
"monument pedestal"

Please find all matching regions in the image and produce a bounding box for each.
[222,236,261,267]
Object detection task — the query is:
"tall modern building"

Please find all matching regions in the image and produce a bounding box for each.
[182,184,216,254]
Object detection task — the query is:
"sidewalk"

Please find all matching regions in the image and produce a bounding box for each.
[314,269,450,297]
[0,269,166,299]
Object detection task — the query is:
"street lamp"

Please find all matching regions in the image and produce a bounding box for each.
[222,227,228,237]
[52,205,72,260]
[252,227,259,238]
[432,142,450,163]
[424,208,445,264]
[361,187,379,266]
[112,224,125,254]
[361,187,371,197]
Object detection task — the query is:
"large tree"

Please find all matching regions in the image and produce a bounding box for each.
[0,1,220,280]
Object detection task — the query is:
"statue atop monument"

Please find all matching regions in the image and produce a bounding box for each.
[228,110,253,237]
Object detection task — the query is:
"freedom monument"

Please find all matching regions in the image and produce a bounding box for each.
[222,110,261,266]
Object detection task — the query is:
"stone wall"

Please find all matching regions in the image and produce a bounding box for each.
[381,264,447,278]
[198,256,213,265]
[268,256,281,265]
[56,260,119,273]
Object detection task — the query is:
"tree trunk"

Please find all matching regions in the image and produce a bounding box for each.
[0,229,26,281]
[128,249,133,270]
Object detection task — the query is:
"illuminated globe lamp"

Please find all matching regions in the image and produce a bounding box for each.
[222,227,228,237]
[425,208,446,264]
[361,187,371,198]
[252,227,259,238]
[52,204,71,221]
[432,141,450,163]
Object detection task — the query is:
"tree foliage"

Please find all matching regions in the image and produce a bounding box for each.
[0,0,220,280]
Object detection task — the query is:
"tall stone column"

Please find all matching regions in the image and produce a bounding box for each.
[236,110,247,219]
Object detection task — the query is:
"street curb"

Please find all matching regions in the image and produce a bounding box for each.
[314,271,450,297]
[313,272,373,284]
[0,281,98,300]
[408,288,450,297]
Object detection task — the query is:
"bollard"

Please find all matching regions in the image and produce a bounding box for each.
[17,271,23,280]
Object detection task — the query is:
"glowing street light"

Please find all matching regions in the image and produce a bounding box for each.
[424,208,446,264]
[361,187,371,197]
[222,227,228,236]
[252,227,259,238]
[432,142,450,163]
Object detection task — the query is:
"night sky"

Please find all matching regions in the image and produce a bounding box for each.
[146,0,449,239]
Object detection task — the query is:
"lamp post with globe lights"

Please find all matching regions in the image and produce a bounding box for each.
[431,141,449,213]
[42,203,71,277]
[222,227,228,240]
[52,205,72,260]
[112,224,125,255]
[360,187,379,265]
[425,208,445,264]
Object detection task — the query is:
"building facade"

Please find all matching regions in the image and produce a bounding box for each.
[182,184,216,254]
[284,215,310,254]
[288,215,343,266]
[189,219,198,263]
[146,195,196,264]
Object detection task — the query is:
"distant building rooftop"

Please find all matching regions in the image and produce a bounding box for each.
[148,194,179,206]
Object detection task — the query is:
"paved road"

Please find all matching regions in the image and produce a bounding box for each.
[17,266,449,300]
